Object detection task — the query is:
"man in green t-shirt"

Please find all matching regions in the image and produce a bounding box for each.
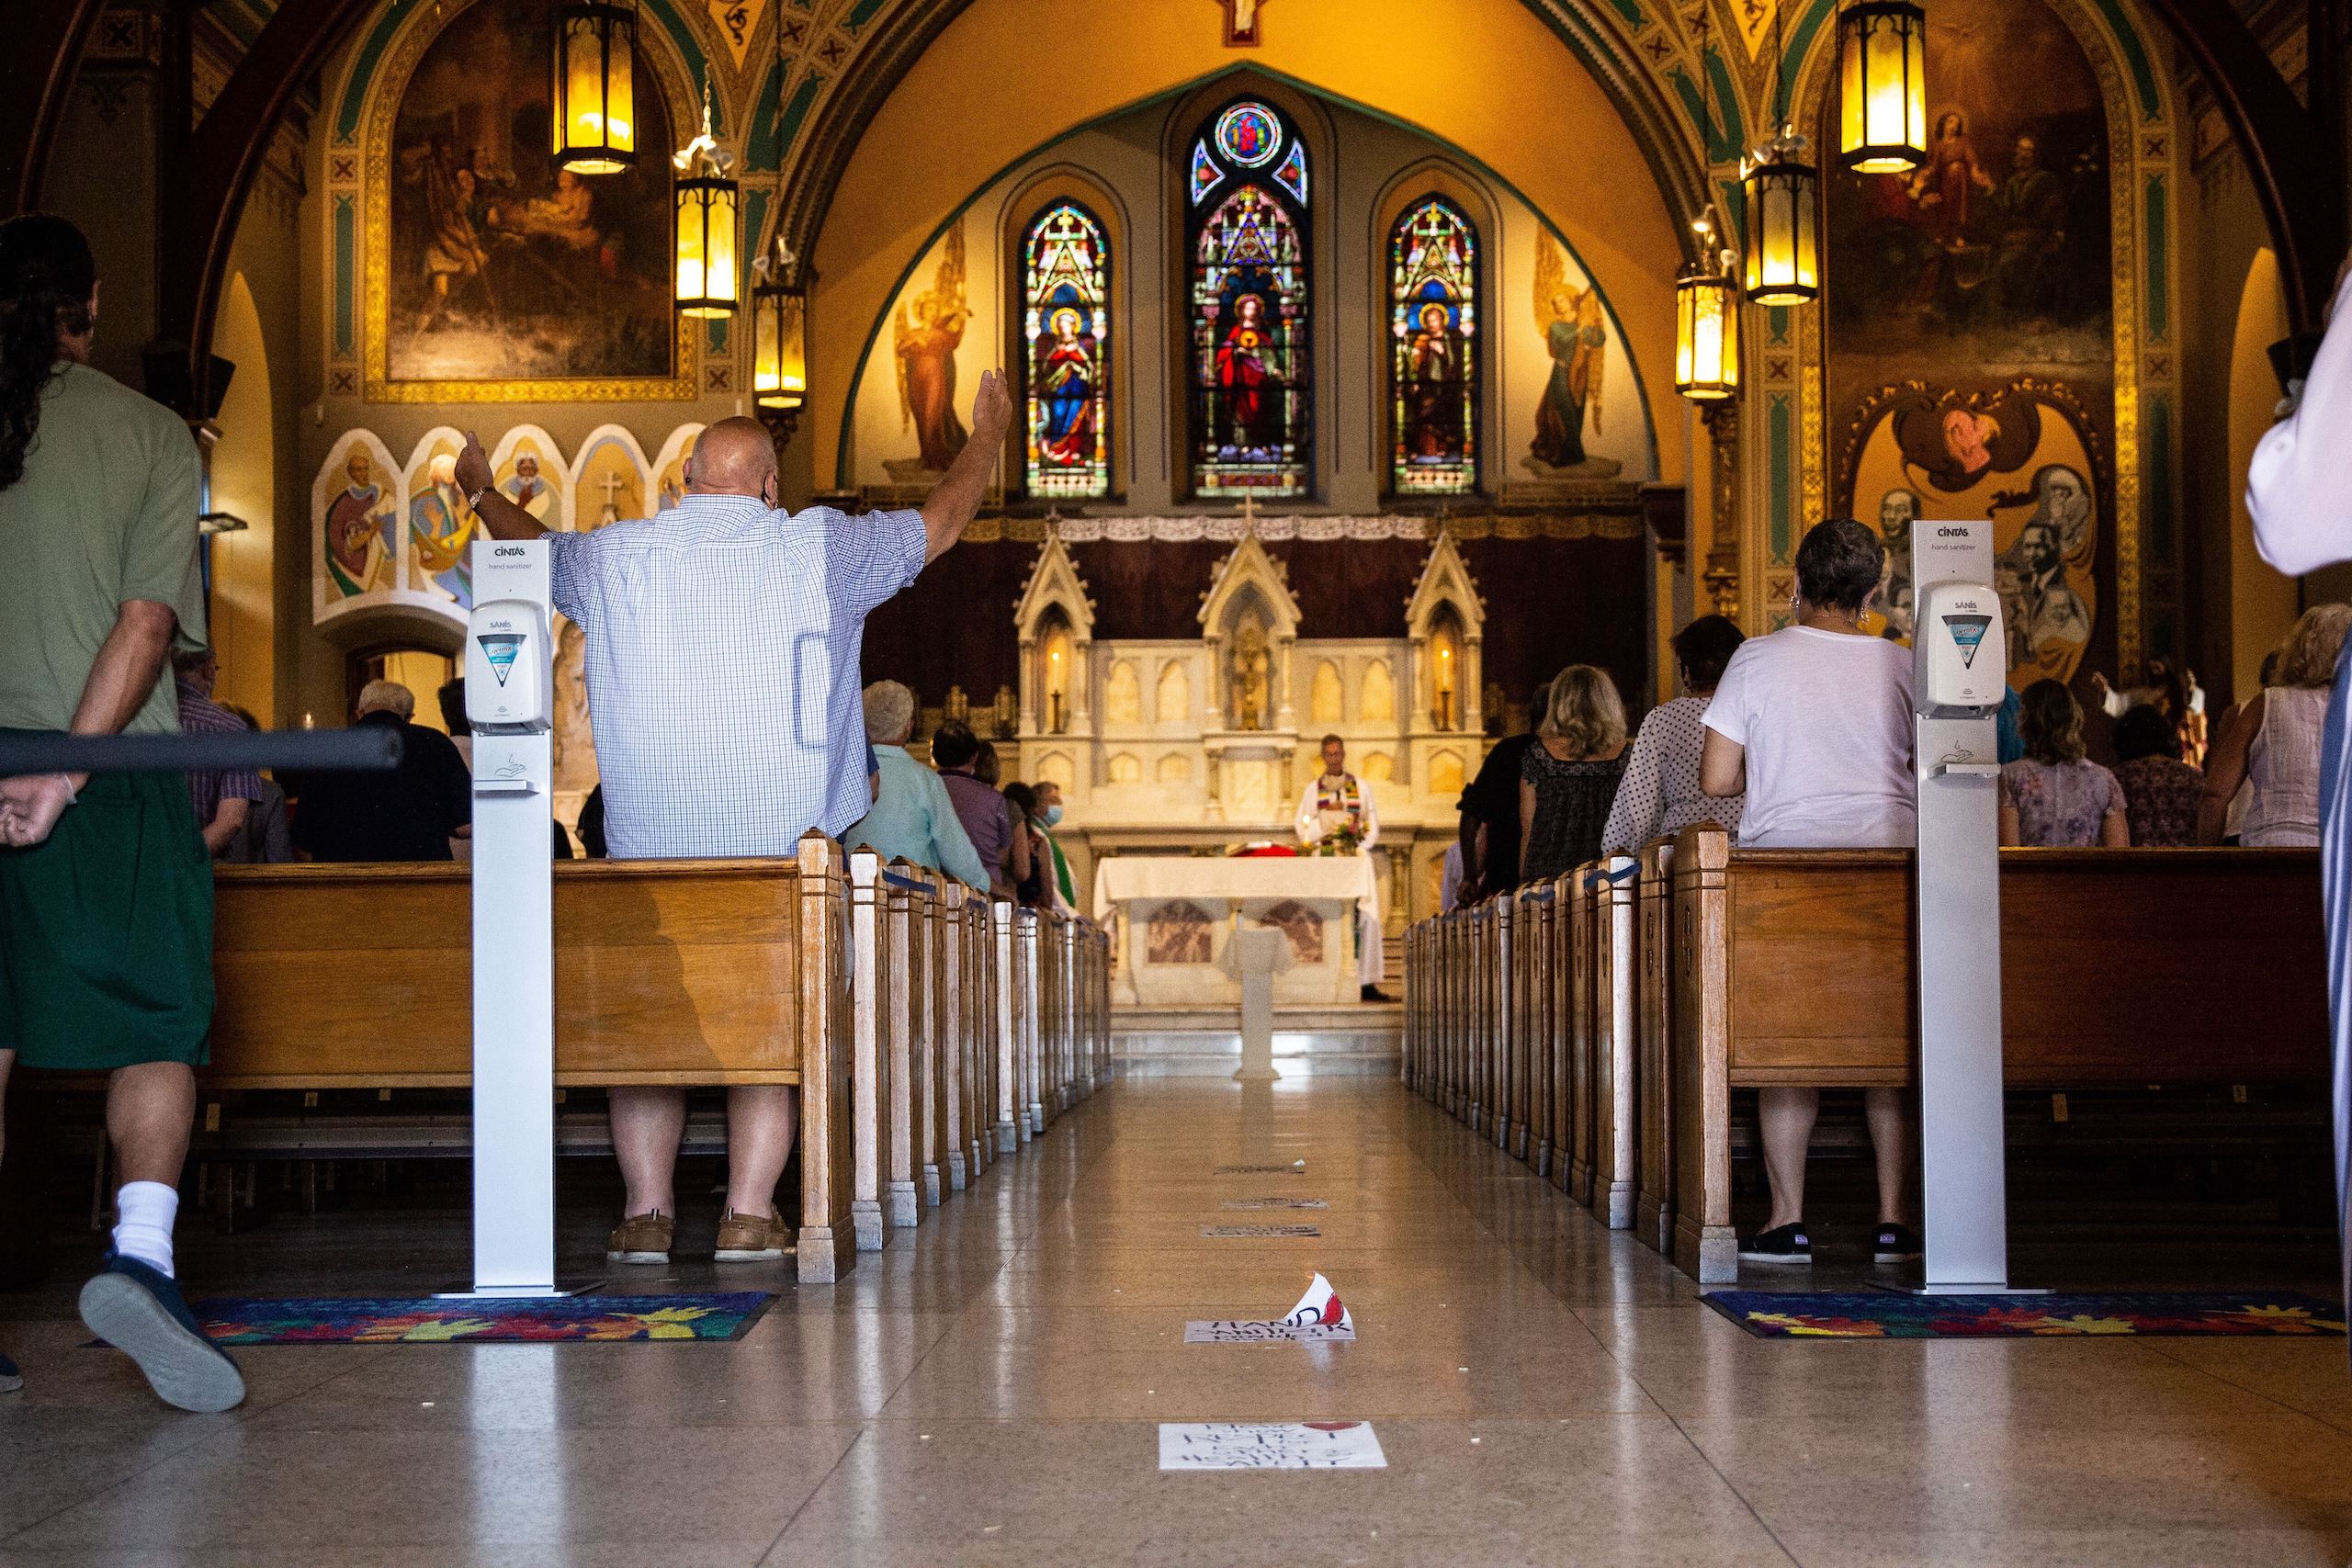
[0,214,244,1414]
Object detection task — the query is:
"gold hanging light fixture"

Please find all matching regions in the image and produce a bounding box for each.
[1676,214,1740,400]
[751,237,807,440]
[550,2,637,175]
[1837,0,1928,174]
[1675,6,1740,402]
[1742,0,1820,307]
[672,76,739,318]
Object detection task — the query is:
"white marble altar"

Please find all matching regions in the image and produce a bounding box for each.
[1092,854,1379,1007]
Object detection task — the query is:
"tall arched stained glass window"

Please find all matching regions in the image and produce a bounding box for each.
[1389,197,1478,494]
[1186,97,1309,498]
[1021,202,1110,498]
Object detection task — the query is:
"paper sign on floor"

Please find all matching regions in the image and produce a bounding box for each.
[1182,1320,1357,1343]
[1221,1197,1328,1210]
[1200,1224,1320,1237]
[1214,1164,1302,1175]
[1159,1421,1386,1470]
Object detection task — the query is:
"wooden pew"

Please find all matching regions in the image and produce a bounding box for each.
[207,834,860,1284]
[1633,839,1676,1253]
[933,879,971,1192]
[1669,828,2331,1283]
[1525,884,1557,1179]
[1589,855,1639,1230]
[848,852,896,1252]
[1563,866,1596,1202]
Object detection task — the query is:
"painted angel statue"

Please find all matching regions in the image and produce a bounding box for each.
[1529,231,1607,470]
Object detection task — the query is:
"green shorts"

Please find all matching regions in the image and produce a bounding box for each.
[0,738,213,1070]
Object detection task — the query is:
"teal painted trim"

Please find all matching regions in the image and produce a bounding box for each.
[846,0,890,28]
[1720,177,1745,243]
[1601,0,1644,28]
[2146,395,2173,559]
[831,61,1667,491]
[1705,51,1745,155]
[2144,175,2168,342]
[2086,0,2162,119]
[1766,303,1790,348]
[334,196,356,355]
[777,73,822,164]
[1670,60,1741,164]
[746,62,786,171]
[335,0,710,148]
[1769,392,1793,559]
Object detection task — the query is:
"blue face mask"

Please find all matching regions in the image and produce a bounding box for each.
[1041,804,1064,828]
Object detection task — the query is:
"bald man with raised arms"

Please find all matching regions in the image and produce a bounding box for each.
[455,371,1012,1266]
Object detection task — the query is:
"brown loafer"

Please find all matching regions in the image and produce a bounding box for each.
[605,1211,674,1265]
[713,1206,793,1262]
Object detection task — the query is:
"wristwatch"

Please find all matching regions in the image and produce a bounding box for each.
[466,482,492,511]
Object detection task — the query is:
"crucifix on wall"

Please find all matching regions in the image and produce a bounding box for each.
[1218,0,1266,47]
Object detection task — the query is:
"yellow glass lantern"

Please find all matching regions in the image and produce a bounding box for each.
[672,83,738,318]
[1675,267,1739,401]
[751,244,806,414]
[1837,0,1928,175]
[1741,130,1820,306]
[551,2,636,175]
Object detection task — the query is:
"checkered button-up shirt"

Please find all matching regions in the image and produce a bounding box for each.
[549,495,926,859]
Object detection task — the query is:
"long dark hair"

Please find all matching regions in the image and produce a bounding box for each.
[0,214,95,492]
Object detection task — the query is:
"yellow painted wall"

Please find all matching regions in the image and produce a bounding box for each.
[2227,248,2298,694]
[208,271,277,724]
[809,0,1682,488]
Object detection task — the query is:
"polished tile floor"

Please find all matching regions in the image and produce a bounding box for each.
[4,1077,2352,1565]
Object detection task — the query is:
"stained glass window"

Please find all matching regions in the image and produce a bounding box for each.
[1186,98,1309,498]
[1389,196,1478,494]
[1022,201,1110,498]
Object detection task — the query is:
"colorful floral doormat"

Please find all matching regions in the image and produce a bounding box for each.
[186,1292,774,1344]
[1702,1291,2346,1339]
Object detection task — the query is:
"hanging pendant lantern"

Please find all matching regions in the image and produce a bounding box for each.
[1675,216,1739,401]
[1741,129,1820,306]
[1837,0,1928,175]
[751,239,808,440]
[551,2,637,175]
[672,79,739,318]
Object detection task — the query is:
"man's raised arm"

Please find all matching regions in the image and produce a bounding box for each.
[919,369,1014,564]
[453,430,548,543]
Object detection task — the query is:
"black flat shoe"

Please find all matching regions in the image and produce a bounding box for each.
[1872,1223,1922,1264]
[1736,1222,1813,1265]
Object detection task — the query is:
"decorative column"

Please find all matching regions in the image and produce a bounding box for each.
[1016,637,1039,736]
[1701,402,1741,619]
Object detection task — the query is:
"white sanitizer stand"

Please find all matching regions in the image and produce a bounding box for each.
[1908,521,2039,1294]
[444,537,567,1299]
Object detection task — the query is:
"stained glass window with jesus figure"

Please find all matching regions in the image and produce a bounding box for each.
[1390,197,1478,494]
[1022,201,1111,497]
[1186,97,1310,498]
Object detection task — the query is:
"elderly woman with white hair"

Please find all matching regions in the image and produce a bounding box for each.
[844,679,990,892]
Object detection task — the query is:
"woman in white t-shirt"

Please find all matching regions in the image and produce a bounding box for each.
[1699,517,1918,1269]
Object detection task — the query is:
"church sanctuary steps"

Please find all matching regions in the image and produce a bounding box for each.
[94,835,1114,1286]
[1405,827,2332,1287]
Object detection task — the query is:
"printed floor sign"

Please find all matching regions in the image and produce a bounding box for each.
[1201,1224,1320,1237]
[1182,1320,1357,1343]
[1159,1421,1387,1470]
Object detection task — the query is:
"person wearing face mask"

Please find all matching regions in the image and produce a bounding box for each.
[1031,779,1076,908]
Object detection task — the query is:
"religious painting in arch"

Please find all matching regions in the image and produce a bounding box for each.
[402,429,479,609]
[1844,378,2102,688]
[1022,202,1111,498]
[315,431,402,609]
[380,0,681,392]
[888,220,973,483]
[1824,0,2115,638]
[1390,196,1479,494]
[1187,98,1311,497]
[1521,230,1617,480]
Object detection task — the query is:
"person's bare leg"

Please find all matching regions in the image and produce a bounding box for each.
[722,1086,797,1218]
[107,1062,194,1185]
[608,1087,686,1217]
[1864,1087,1909,1224]
[1758,1086,1819,1229]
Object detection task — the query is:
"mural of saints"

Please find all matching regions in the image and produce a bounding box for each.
[1525,231,1612,478]
[323,449,396,598]
[1849,382,2099,686]
[409,451,477,607]
[892,220,969,476]
[500,450,557,520]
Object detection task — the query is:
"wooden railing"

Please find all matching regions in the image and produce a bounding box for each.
[65,834,1114,1288]
[1406,827,2330,1283]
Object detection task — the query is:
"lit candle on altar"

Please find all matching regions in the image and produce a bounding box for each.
[1048,645,1066,732]
[1436,644,1454,728]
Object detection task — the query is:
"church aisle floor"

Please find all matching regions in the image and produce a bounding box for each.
[6,1077,2352,1566]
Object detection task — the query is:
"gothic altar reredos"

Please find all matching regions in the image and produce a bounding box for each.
[1005,513,1491,941]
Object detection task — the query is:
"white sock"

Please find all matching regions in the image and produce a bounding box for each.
[112,1180,178,1278]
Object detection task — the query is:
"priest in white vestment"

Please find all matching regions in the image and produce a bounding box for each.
[1294,734,1391,1000]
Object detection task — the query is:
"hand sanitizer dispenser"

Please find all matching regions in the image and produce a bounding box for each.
[447,536,567,1298]
[1905,517,2034,1296]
